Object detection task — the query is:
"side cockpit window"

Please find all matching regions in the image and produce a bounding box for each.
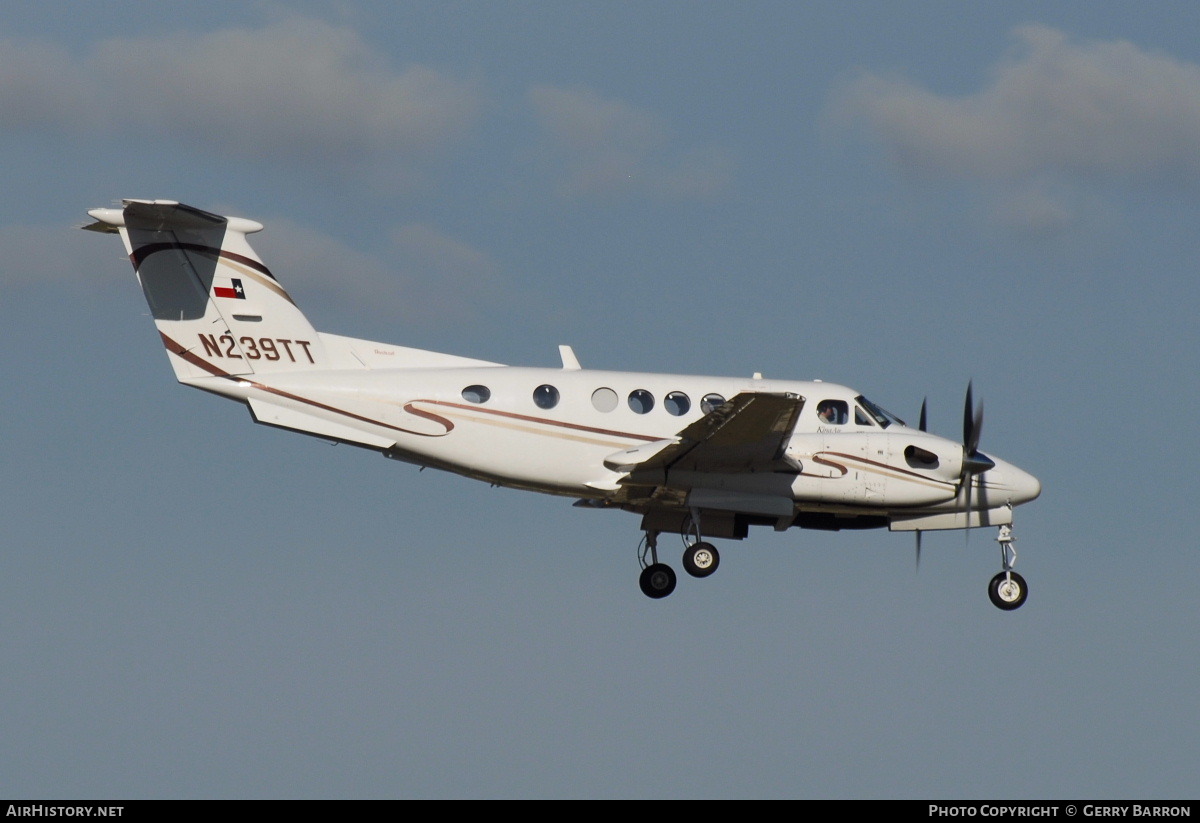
[816,399,848,425]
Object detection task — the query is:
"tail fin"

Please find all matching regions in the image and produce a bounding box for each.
[84,199,328,381]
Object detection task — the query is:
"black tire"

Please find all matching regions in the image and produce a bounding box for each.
[639,563,677,599]
[682,541,720,578]
[988,571,1028,611]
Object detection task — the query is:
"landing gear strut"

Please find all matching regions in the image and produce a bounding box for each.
[988,523,1028,611]
[680,508,720,578]
[637,514,723,598]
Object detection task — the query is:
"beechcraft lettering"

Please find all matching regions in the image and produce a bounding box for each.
[85,199,1041,607]
[196,334,315,363]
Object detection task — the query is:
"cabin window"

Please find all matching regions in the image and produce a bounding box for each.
[628,389,655,414]
[591,387,618,412]
[533,384,560,410]
[665,391,690,416]
[816,400,848,425]
[700,393,726,414]
[462,385,491,404]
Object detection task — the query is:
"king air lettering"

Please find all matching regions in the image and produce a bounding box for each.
[197,333,315,364]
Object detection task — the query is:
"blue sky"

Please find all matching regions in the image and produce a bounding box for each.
[3,1,1199,798]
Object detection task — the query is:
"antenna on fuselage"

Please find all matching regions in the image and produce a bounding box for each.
[558,345,581,370]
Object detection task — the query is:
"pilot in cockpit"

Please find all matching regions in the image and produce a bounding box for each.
[817,400,847,425]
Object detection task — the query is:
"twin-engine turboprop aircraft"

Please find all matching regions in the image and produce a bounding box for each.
[85,200,1041,609]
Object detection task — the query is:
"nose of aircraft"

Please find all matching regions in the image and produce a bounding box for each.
[981,456,1041,505]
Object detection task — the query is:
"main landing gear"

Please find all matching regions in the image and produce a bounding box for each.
[683,541,719,578]
[637,524,721,599]
[988,524,1028,611]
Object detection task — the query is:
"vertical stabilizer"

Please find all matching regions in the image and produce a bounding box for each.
[85,200,328,382]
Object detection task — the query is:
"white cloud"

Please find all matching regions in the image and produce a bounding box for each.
[249,216,402,305]
[251,216,501,327]
[0,222,126,293]
[835,25,1200,184]
[387,223,503,325]
[390,224,497,289]
[989,184,1078,240]
[0,17,481,168]
[528,85,733,200]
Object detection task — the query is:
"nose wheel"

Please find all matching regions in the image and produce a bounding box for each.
[988,523,1028,610]
[988,570,1028,610]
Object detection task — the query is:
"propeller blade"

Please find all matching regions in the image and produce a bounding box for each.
[958,381,991,543]
[961,382,993,474]
[963,381,973,446]
[919,397,927,432]
[971,400,984,456]
[963,477,973,546]
[915,529,922,571]
[963,381,984,456]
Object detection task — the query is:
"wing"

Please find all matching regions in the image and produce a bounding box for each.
[605,392,805,483]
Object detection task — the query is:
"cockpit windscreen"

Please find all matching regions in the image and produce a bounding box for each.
[855,395,906,428]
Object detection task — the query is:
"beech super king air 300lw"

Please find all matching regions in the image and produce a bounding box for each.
[85,200,1041,609]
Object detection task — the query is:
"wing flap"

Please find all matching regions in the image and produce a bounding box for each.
[627,392,805,480]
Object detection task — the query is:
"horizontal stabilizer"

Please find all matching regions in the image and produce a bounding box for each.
[248,398,395,449]
[86,199,264,234]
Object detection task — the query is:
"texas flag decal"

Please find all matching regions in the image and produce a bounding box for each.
[213,278,245,299]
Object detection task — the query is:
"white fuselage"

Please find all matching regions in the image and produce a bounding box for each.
[185,358,1041,527]
[85,198,1042,604]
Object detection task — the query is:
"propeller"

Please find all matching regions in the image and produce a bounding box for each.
[914,397,928,570]
[959,381,995,528]
[913,385,996,566]
[914,398,927,570]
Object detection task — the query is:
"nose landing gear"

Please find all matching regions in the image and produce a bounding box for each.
[988,524,1028,610]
